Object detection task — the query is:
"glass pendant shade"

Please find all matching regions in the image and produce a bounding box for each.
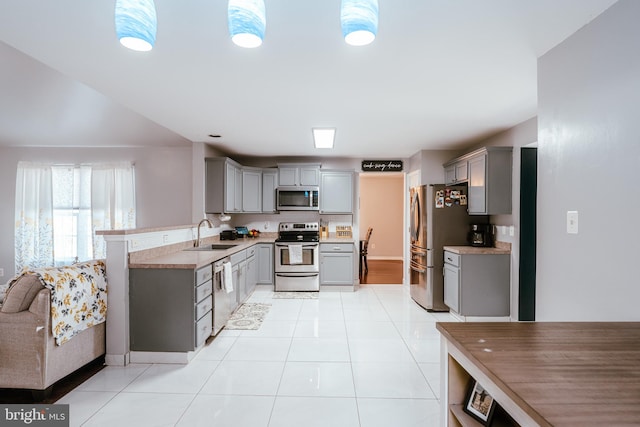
[115,0,157,52]
[341,0,378,46]
[228,0,266,48]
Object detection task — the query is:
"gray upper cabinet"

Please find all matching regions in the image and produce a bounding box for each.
[319,170,354,214]
[207,157,276,214]
[278,164,320,186]
[206,157,243,214]
[262,169,278,213]
[242,168,262,213]
[443,147,512,215]
[444,160,468,185]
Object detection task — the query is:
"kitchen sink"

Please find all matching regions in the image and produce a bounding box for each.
[184,244,237,251]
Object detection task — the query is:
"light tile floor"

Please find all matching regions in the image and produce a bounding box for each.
[58,285,458,427]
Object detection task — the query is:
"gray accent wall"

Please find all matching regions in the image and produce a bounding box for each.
[537,0,640,320]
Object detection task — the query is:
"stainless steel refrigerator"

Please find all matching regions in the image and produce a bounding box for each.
[409,184,483,311]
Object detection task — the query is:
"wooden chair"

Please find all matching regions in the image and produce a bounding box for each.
[360,227,373,276]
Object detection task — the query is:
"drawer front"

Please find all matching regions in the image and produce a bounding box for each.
[246,246,256,258]
[196,279,213,303]
[320,243,353,253]
[196,265,213,285]
[196,310,213,347]
[444,251,460,267]
[196,295,213,320]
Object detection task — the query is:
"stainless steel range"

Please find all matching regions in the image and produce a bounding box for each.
[274,222,320,291]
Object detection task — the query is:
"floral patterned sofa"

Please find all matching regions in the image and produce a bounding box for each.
[0,260,107,398]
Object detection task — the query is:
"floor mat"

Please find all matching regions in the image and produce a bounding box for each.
[225,303,271,330]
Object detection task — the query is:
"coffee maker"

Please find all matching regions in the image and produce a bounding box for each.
[469,224,494,247]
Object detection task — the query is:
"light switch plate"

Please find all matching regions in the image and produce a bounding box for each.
[509,226,515,237]
[567,211,579,234]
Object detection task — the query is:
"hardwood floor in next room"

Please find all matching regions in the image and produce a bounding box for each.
[360,260,403,285]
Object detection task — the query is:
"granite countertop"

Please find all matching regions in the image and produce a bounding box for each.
[443,245,511,255]
[129,236,277,269]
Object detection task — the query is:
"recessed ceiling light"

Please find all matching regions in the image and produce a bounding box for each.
[313,128,336,149]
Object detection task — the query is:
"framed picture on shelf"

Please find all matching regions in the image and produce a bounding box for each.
[464,379,497,425]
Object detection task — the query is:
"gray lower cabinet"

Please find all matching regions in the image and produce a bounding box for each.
[256,243,274,285]
[320,243,354,286]
[245,246,257,299]
[129,265,213,352]
[231,250,247,306]
[443,251,510,316]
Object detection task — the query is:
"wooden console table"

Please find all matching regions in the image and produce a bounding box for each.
[437,322,640,426]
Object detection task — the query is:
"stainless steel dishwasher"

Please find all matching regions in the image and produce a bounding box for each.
[212,257,233,335]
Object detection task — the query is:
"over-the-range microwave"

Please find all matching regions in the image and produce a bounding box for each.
[276,187,319,211]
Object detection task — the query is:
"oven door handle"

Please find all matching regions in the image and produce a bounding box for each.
[276,243,319,248]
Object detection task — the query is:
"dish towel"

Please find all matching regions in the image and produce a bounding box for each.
[223,262,234,293]
[288,245,303,264]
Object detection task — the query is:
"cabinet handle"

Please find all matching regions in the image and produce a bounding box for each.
[333,247,341,251]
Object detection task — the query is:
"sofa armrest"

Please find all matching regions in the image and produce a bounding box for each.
[28,288,51,318]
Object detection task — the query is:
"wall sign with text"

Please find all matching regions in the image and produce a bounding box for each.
[361,160,403,172]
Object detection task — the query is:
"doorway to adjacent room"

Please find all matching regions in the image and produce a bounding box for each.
[358,173,405,285]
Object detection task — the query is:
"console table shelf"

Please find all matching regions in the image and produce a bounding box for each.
[437,322,640,427]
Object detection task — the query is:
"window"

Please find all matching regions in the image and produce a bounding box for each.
[51,166,92,266]
[15,162,135,273]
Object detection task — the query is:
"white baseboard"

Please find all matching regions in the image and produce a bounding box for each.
[450,311,512,322]
[130,350,199,364]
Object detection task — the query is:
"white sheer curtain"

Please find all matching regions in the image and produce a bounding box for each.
[15,161,136,272]
[92,162,136,259]
[14,162,54,273]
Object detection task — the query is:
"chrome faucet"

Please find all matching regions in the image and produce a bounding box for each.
[196,218,213,247]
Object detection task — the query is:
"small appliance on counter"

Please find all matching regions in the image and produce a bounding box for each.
[220,229,237,240]
[468,224,494,247]
[235,226,249,237]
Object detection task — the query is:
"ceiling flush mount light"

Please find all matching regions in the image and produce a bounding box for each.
[313,128,336,149]
[228,0,266,48]
[341,0,378,46]
[115,0,157,52]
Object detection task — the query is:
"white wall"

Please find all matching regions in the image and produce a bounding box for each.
[0,146,192,277]
[537,0,640,320]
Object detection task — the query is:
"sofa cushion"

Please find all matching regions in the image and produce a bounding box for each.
[0,275,44,313]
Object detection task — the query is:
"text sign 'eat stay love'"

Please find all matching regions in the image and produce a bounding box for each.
[361,160,403,172]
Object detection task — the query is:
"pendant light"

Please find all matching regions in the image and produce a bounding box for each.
[228,0,266,48]
[115,0,157,52]
[340,0,379,46]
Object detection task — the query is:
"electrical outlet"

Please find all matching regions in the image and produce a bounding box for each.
[371,243,376,249]
[0,268,4,277]
[509,226,515,237]
[163,234,169,243]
